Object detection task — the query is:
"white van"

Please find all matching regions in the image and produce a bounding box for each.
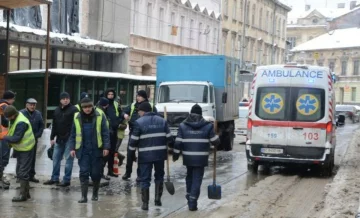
[246,64,336,176]
[237,102,249,136]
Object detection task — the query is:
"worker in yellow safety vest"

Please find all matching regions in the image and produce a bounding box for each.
[1,105,35,202]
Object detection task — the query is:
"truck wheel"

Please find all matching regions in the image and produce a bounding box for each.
[222,133,234,151]
[248,162,258,173]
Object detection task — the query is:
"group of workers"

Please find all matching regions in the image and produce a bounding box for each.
[0,88,220,211]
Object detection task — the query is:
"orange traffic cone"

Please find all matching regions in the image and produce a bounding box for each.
[113,153,120,175]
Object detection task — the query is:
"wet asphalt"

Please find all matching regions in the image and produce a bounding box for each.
[0,119,358,218]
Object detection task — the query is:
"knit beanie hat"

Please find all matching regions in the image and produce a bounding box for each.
[60,92,70,100]
[138,102,152,113]
[99,97,109,107]
[80,92,89,100]
[80,97,93,108]
[3,90,15,100]
[191,104,202,116]
[137,90,148,99]
[4,105,19,118]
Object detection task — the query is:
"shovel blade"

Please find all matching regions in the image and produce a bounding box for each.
[165,181,175,195]
[208,184,221,200]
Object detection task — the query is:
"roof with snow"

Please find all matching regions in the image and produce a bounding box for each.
[0,0,51,9]
[9,69,156,82]
[287,7,353,24]
[178,0,221,20]
[0,22,128,51]
[291,28,360,52]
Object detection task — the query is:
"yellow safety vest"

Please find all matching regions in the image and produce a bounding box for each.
[7,113,35,152]
[74,111,104,150]
[117,120,128,139]
[75,104,80,111]
[95,107,109,128]
[130,102,154,117]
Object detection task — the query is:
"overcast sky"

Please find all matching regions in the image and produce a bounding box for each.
[282,0,359,11]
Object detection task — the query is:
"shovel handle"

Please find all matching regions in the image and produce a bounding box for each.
[213,121,218,185]
[164,106,171,179]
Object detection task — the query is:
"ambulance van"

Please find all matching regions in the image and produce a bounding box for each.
[246,64,336,176]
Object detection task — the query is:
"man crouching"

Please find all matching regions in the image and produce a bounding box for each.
[68,98,110,203]
[1,105,35,202]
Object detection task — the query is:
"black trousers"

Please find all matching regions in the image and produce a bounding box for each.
[16,148,35,181]
[105,132,117,173]
[125,133,140,178]
[16,141,38,178]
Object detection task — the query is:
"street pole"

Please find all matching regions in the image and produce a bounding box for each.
[44,3,51,126]
[240,0,247,70]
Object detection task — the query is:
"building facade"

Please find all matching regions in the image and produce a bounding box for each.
[129,0,221,76]
[290,28,360,105]
[221,0,291,69]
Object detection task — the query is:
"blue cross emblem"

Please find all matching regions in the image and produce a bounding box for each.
[298,96,317,114]
[264,95,281,113]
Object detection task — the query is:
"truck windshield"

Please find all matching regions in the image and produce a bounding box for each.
[158,84,209,103]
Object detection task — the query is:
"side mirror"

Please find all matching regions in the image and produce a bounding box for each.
[222,92,228,103]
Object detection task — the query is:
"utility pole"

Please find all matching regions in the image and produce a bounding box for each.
[240,0,248,70]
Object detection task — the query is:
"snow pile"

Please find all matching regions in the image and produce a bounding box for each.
[316,130,360,218]
[291,27,360,52]
[0,22,128,49]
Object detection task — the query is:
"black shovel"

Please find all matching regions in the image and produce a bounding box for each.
[164,106,175,195]
[208,121,221,199]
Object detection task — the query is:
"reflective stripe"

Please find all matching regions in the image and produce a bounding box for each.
[114,102,119,117]
[210,135,219,142]
[166,133,172,137]
[74,111,103,150]
[182,139,209,143]
[131,135,139,140]
[182,151,209,156]
[140,133,166,139]
[75,104,80,111]
[138,145,167,152]
[129,146,136,151]
[173,149,180,153]
[7,113,35,151]
[175,137,183,142]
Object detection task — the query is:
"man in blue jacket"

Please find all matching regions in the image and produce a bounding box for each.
[128,102,173,210]
[69,97,110,203]
[173,104,220,211]
[19,98,44,183]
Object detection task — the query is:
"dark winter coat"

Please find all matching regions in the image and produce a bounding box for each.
[173,114,220,167]
[50,103,78,144]
[128,112,173,164]
[20,109,44,139]
[67,109,110,159]
[104,89,122,131]
[122,100,158,132]
[0,99,10,128]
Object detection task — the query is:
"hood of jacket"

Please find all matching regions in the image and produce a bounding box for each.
[183,113,209,129]
[104,88,117,102]
[0,99,10,105]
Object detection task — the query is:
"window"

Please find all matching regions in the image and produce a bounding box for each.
[198,22,203,50]
[233,0,237,20]
[180,16,185,45]
[231,35,236,57]
[57,50,90,70]
[352,88,357,101]
[239,0,243,21]
[312,18,318,24]
[287,37,296,49]
[259,8,263,29]
[265,11,269,31]
[158,84,209,103]
[353,60,360,75]
[224,0,228,16]
[205,25,210,52]
[341,60,347,75]
[31,48,41,69]
[255,87,325,122]
[252,4,256,26]
[209,85,214,103]
[246,2,250,24]
[237,36,241,58]
[269,14,272,33]
[132,0,139,34]
[317,60,324,66]
[213,28,218,53]
[283,20,286,37]
[329,61,335,72]
[146,3,152,37]
[189,19,194,48]
[159,8,165,40]
[221,33,227,55]
[19,46,30,70]
[9,44,50,71]
[171,12,176,43]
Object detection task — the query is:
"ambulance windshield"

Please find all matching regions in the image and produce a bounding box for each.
[158,84,209,103]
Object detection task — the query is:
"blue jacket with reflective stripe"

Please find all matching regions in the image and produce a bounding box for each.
[129,112,173,164]
[174,114,220,167]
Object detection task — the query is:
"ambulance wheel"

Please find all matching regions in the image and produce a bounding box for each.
[322,151,334,177]
[247,162,258,173]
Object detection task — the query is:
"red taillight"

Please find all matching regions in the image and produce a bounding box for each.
[247,118,253,129]
[313,161,320,164]
[326,122,332,133]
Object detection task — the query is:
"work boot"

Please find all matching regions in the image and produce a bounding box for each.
[188,198,198,211]
[29,177,39,183]
[118,153,125,166]
[12,180,27,202]
[78,181,88,203]
[141,188,149,210]
[122,173,131,181]
[154,183,164,206]
[26,182,31,199]
[43,180,59,185]
[92,181,100,201]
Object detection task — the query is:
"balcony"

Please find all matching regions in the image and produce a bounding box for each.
[0,0,51,9]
